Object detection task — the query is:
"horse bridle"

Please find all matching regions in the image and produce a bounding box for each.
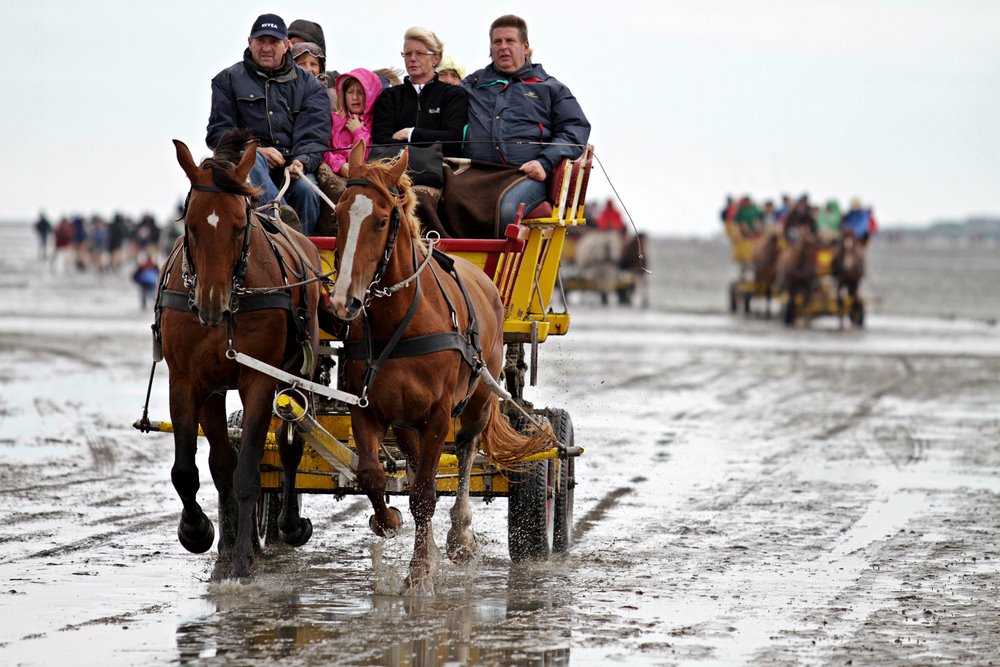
[344,178,402,300]
[180,183,254,312]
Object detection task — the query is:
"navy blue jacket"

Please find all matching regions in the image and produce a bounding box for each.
[462,62,590,174]
[371,76,468,157]
[207,49,332,174]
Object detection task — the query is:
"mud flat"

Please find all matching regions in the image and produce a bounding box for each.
[1,223,998,665]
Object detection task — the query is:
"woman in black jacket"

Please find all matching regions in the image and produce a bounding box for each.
[372,26,467,159]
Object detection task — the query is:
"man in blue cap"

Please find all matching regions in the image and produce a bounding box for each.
[207,13,332,234]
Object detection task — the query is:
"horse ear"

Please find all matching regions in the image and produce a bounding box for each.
[236,141,258,182]
[173,139,200,182]
[348,139,366,173]
[388,147,409,183]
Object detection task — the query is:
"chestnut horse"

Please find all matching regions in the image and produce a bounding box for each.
[777,228,819,327]
[158,130,321,578]
[330,141,552,592]
[832,231,866,328]
[750,229,782,318]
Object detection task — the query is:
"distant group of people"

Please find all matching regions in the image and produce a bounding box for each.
[206,12,591,234]
[33,210,172,310]
[721,194,878,245]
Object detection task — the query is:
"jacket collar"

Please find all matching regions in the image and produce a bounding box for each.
[242,48,297,82]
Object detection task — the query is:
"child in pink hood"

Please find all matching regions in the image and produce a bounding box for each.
[323,68,383,178]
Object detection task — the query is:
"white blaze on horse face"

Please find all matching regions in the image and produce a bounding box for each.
[331,194,373,309]
[206,210,219,230]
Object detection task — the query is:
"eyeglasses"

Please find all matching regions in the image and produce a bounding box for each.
[400,51,436,59]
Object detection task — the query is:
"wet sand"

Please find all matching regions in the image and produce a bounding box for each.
[1,224,999,666]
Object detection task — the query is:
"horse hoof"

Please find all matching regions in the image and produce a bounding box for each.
[177,514,215,554]
[279,518,313,548]
[369,507,403,537]
[446,535,478,565]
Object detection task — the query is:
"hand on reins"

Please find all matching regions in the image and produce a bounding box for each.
[520,160,546,182]
[392,127,413,141]
[288,160,305,180]
[258,146,285,169]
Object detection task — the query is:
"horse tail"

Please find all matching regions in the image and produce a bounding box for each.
[479,394,555,468]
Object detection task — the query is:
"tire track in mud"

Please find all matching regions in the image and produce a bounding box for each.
[571,485,635,543]
[11,513,176,562]
[57,603,171,633]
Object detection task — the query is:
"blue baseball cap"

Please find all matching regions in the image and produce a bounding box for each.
[250,14,287,40]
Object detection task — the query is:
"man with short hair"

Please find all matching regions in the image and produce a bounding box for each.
[463,14,591,227]
[207,13,331,233]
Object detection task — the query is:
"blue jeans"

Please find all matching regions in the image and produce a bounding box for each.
[499,178,548,230]
[250,152,321,234]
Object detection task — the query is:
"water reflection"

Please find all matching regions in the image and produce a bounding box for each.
[174,555,575,666]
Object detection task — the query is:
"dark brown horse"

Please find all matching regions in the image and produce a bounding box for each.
[832,231,866,328]
[777,227,819,327]
[159,130,321,578]
[330,141,552,592]
[750,229,782,317]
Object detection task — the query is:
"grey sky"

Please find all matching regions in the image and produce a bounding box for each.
[2,0,997,237]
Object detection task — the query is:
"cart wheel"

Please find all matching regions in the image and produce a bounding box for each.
[546,408,575,553]
[508,459,554,562]
[256,491,282,545]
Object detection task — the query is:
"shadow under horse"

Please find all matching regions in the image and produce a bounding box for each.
[157,129,323,578]
[329,141,554,593]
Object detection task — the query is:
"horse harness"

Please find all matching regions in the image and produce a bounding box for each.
[151,183,315,362]
[340,178,485,417]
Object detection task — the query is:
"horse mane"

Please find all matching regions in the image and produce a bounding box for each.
[360,158,426,252]
[200,128,263,198]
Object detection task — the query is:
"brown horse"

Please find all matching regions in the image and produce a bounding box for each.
[750,229,782,318]
[777,227,819,327]
[330,141,552,592]
[158,129,321,578]
[832,231,866,328]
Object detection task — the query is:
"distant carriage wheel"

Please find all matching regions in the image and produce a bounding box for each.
[729,281,739,313]
[547,408,575,553]
[507,458,555,562]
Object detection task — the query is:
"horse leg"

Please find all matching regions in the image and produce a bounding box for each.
[404,415,450,594]
[169,381,215,554]
[353,416,402,537]
[230,380,272,579]
[837,281,846,330]
[275,421,312,547]
[447,411,486,564]
[199,391,238,556]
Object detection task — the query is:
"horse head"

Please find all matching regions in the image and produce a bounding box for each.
[330,140,415,320]
[173,131,261,327]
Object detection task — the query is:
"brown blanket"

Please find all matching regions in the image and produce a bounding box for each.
[418,159,527,239]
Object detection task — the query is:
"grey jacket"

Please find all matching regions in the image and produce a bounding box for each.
[462,61,590,174]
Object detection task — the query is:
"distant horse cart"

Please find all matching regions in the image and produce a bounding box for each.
[560,229,648,306]
[725,222,865,327]
[135,132,591,588]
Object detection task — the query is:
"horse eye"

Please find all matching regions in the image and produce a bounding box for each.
[376,218,388,231]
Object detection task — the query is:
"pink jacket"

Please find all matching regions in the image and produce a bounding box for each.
[323,68,384,175]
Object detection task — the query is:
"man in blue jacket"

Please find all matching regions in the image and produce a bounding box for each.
[207,14,331,234]
[463,15,591,227]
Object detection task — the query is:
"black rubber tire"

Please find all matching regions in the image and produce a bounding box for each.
[546,409,575,554]
[256,491,282,545]
[508,459,554,563]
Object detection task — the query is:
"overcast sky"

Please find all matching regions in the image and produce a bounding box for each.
[2,0,998,237]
